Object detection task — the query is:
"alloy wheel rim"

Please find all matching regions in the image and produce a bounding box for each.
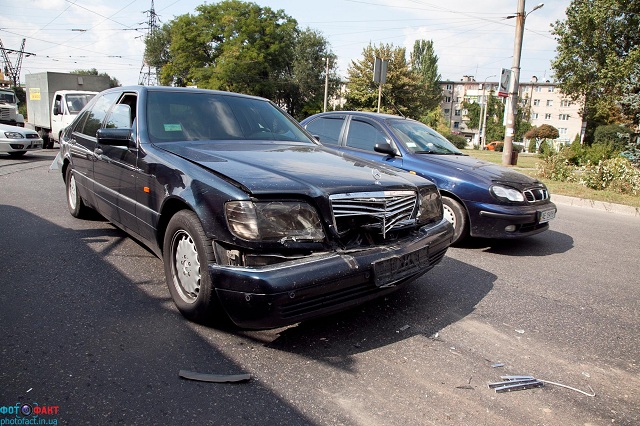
[172,231,201,303]
[68,174,77,210]
[442,204,456,228]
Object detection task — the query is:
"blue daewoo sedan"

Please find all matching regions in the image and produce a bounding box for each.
[301,112,556,245]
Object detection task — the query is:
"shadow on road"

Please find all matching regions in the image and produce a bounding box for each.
[0,205,314,425]
[240,255,495,373]
[456,230,573,256]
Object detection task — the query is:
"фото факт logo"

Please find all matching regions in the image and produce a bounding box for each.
[0,403,60,425]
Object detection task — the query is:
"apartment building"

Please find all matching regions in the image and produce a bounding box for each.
[440,76,584,148]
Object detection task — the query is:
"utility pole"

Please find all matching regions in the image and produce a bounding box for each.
[373,57,387,113]
[478,75,495,148]
[323,56,329,112]
[138,0,159,86]
[503,1,543,166]
[0,38,34,87]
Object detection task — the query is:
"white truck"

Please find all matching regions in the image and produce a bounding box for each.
[25,72,111,148]
[0,87,25,128]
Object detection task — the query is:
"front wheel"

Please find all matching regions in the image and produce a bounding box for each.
[163,210,224,324]
[442,196,469,246]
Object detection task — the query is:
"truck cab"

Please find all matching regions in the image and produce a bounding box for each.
[0,88,25,127]
[50,91,96,145]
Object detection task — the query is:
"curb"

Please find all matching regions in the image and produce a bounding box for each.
[552,194,640,218]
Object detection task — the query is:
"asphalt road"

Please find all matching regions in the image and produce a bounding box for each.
[1,150,639,425]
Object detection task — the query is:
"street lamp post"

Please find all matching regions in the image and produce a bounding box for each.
[478,75,496,149]
[502,1,543,166]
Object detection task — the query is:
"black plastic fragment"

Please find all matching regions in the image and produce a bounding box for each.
[179,369,252,383]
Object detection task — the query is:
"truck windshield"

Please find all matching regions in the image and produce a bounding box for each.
[0,92,16,103]
[66,94,95,114]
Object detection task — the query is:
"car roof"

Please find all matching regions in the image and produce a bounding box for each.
[314,110,413,121]
[107,85,269,102]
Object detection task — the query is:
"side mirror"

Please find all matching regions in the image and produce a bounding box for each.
[96,128,132,147]
[374,142,396,156]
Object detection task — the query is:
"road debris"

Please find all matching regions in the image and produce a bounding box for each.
[491,363,505,368]
[489,376,543,393]
[179,369,251,383]
[397,325,410,333]
[489,375,596,397]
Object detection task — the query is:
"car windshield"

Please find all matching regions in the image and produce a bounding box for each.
[147,91,314,144]
[0,92,16,103]
[387,119,463,155]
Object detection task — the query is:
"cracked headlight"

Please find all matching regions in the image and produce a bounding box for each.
[4,131,23,139]
[416,187,443,225]
[491,184,525,202]
[225,201,325,242]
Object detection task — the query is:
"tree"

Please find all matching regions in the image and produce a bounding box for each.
[70,68,120,87]
[620,61,640,129]
[288,28,340,119]
[143,1,337,118]
[551,0,640,143]
[345,43,426,118]
[525,124,559,152]
[462,101,481,129]
[410,40,442,116]
[594,124,634,149]
[484,90,505,142]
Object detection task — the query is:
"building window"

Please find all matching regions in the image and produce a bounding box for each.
[559,128,568,136]
[531,113,539,119]
[545,113,552,120]
[454,109,461,116]
[444,108,450,114]
[535,86,542,92]
[548,86,555,92]
[560,99,571,107]
[455,97,461,102]
[546,100,553,107]
[446,84,453,90]
[453,122,460,129]
[445,96,452,103]
[559,114,570,120]
[533,99,540,106]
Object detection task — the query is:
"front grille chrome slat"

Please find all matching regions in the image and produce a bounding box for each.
[330,190,417,238]
[523,187,549,203]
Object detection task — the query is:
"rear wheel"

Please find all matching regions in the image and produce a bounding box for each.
[163,210,224,324]
[442,196,469,245]
[65,167,89,218]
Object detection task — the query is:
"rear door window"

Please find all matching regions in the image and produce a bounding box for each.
[304,116,345,145]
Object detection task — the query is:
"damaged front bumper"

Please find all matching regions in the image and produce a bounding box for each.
[211,218,453,329]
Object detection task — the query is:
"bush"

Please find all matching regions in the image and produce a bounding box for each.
[536,149,576,182]
[567,142,620,166]
[594,124,633,150]
[445,133,469,149]
[620,139,640,167]
[528,139,537,153]
[579,157,640,195]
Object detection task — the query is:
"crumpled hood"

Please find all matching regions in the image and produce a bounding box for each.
[159,141,425,196]
[422,154,539,186]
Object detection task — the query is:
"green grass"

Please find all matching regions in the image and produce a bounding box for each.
[462,149,640,208]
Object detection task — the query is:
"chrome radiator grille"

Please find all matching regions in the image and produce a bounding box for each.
[329,191,417,238]
[524,187,549,203]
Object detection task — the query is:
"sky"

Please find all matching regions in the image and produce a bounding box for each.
[1,0,573,87]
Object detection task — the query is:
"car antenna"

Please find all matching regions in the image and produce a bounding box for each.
[382,90,406,119]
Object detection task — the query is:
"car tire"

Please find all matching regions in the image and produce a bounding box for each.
[442,196,469,245]
[65,167,89,218]
[163,210,225,324]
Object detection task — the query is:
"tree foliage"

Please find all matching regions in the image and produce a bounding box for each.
[483,90,506,142]
[526,124,560,141]
[345,43,428,118]
[551,0,640,139]
[142,0,337,119]
[462,101,481,129]
[410,40,442,115]
[70,68,120,87]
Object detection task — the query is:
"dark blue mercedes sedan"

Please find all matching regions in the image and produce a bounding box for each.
[301,111,557,245]
[55,87,453,329]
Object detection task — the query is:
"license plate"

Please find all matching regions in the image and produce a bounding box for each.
[539,209,556,223]
[372,245,430,287]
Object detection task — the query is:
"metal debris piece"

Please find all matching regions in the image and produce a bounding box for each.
[397,325,410,332]
[491,363,505,368]
[488,376,543,393]
[179,369,251,383]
